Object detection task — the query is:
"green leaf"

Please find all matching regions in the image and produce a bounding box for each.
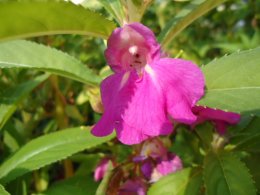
[99,0,125,25]
[71,154,101,176]
[244,154,260,192]
[0,40,101,85]
[159,0,227,48]
[0,1,116,41]
[183,169,203,195]
[230,117,260,152]
[0,74,49,130]
[170,127,202,166]
[203,152,256,195]
[233,133,260,153]
[123,0,153,23]
[0,184,10,195]
[148,168,203,195]
[229,115,253,134]
[44,174,98,195]
[0,127,115,184]
[195,122,214,150]
[95,161,114,195]
[199,47,260,115]
[4,175,29,195]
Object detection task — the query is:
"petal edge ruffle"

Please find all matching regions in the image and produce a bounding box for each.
[152,58,205,124]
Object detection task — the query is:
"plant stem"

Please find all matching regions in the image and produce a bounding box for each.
[50,75,74,178]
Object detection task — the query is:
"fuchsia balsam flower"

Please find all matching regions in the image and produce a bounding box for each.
[150,154,182,182]
[137,139,183,182]
[94,158,112,181]
[192,106,241,135]
[91,22,205,145]
[119,178,147,195]
[133,138,168,161]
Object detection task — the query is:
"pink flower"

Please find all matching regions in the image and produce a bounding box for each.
[192,106,241,134]
[150,154,182,182]
[119,178,147,195]
[133,138,168,162]
[141,153,183,182]
[94,158,111,181]
[91,22,205,145]
[136,138,183,182]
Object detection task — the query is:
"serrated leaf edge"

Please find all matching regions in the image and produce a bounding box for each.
[203,152,257,195]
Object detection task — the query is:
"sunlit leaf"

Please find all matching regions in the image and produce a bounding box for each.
[123,0,153,23]
[0,40,101,85]
[203,152,256,195]
[159,0,227,48]
[148,168,203,195]
[199,47,260,115]
[0,127,115,184]
[0,184,10,195]
[44,174,98,195]
[0,74,49,130]
[99,0,125,25]
[0,1,116,41]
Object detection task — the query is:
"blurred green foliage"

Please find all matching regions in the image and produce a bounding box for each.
[0,0,259,194]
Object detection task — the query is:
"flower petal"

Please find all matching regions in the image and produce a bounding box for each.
[114,71,173,144]
[92,58,204,144]
[119,178,147,195]
[91,73,124,137]
[152,58,205,124]
[215,121,228,135]
[141,161,153,179]
[151,154,183,182]
[94,158,110,181]
[105,23,161,72]
[140,138,168,159]
[192,106,241,134]
[128,23,161,61]
[91,112,115,136]
[192,106,241,124]
[92,69,173,144]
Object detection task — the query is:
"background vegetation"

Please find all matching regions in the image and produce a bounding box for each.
[0,0,260,194]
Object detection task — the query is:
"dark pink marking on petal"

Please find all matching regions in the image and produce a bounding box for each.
[192,106,240,124]
[192,106,241,134]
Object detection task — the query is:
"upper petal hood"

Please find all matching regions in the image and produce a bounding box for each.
[105,23,161,72]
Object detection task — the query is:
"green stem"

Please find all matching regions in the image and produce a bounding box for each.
[50,75,73,178]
